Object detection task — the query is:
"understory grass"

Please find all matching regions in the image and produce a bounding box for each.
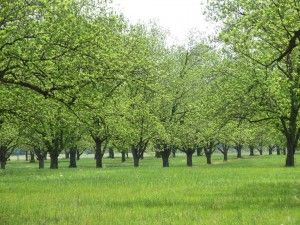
[0,154,299,225]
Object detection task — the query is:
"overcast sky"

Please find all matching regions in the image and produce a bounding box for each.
[111,0,216,46]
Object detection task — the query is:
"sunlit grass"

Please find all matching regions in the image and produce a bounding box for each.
[1,154,299,225]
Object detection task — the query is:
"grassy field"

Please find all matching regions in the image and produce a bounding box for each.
[0,154,299,225]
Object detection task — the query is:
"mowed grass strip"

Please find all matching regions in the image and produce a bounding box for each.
[0,154,299,225]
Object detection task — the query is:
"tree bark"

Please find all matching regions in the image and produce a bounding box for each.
[161,145,171,168]
[0,161,5,169]
[25,151,28,161]
[38,158,44,169]
[94,137,104,168]
[121,151,126,162]
[50,154,58,169]
[186,151,193,167]
[268,146,273,155]
[204,147,212,164]
[283,148,286,155]
[76,150,81,160]
[286,149,294,167]
[276,146,281,155]
[249,145,255,156]
[69,148,77,168]
[30,151,35,163]
[108,148,114,159]
[132,148,139,167]
[65,151,70,159]
[172,148,176,157]
[223,152,228,161]
[235,144,242,158]
[196,147,203,156]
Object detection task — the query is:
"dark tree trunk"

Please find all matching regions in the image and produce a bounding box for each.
[218,144,228,162]
[108,148,114,159]
[50,154,58,169]
[204,148,212,164]
[283,148,286,155]
[172,148,176,157]
[121,151,126,162]
[132,148,139,167]
[276,146,281,155]
[223,152,228,161]
[30,151,35,163]
[268,146,273,155]
[249,145,255,156]
[34,148,46,169]
[25,151,28,161]
[69,148,77,168]
[162,155,169,167]
[38,159,44,169]
[140,151,144,160]
[94,137,104,168]
[258,148,263,155]
[186,151,193,167]
[161,145,171,168]
[44,153,47,160]
[285,134,297,167]
[196,147,203,156]
[235,144,243,158]
[65,151,70,159]
[1,161,6,169]
[286,149,294,167]
[126,152,129,158]
[76,150,81,160]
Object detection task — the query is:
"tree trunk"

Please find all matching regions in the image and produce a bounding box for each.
[121,151,126,162]
[223,152,228,161]
[162,155,169,167]
[196,147,203,156]
[285,135,297,167]
[30,151,35,163]
[69,148,77,168]
[235,144,242,158]
[258,148,263,155]
[94,137,104,168]
[65,151,70,159]
[161,145,171,168]
[268,146,273,155]
[172,148,176,158]
[285,150,294,167]
[0,161,5,169]
[108,148,114,159]
[50,154,58,169]
[204,148,212,164]
[276,146,281,155]
[249,145,255,156]
[25,151,28,161]
[38,158,44,169]
[186,151,193,167]
[283,148,286,155]
[132,148,139,167]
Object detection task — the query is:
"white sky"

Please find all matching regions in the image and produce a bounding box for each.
[111,0,216,46]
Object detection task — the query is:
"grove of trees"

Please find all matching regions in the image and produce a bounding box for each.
[0,0,299,169]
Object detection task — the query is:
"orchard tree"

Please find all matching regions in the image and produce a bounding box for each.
[208,0,300,166]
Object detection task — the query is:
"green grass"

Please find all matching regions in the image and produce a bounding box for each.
[1,154,299,225]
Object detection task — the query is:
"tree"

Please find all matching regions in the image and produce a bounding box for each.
[208,0,300,166]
